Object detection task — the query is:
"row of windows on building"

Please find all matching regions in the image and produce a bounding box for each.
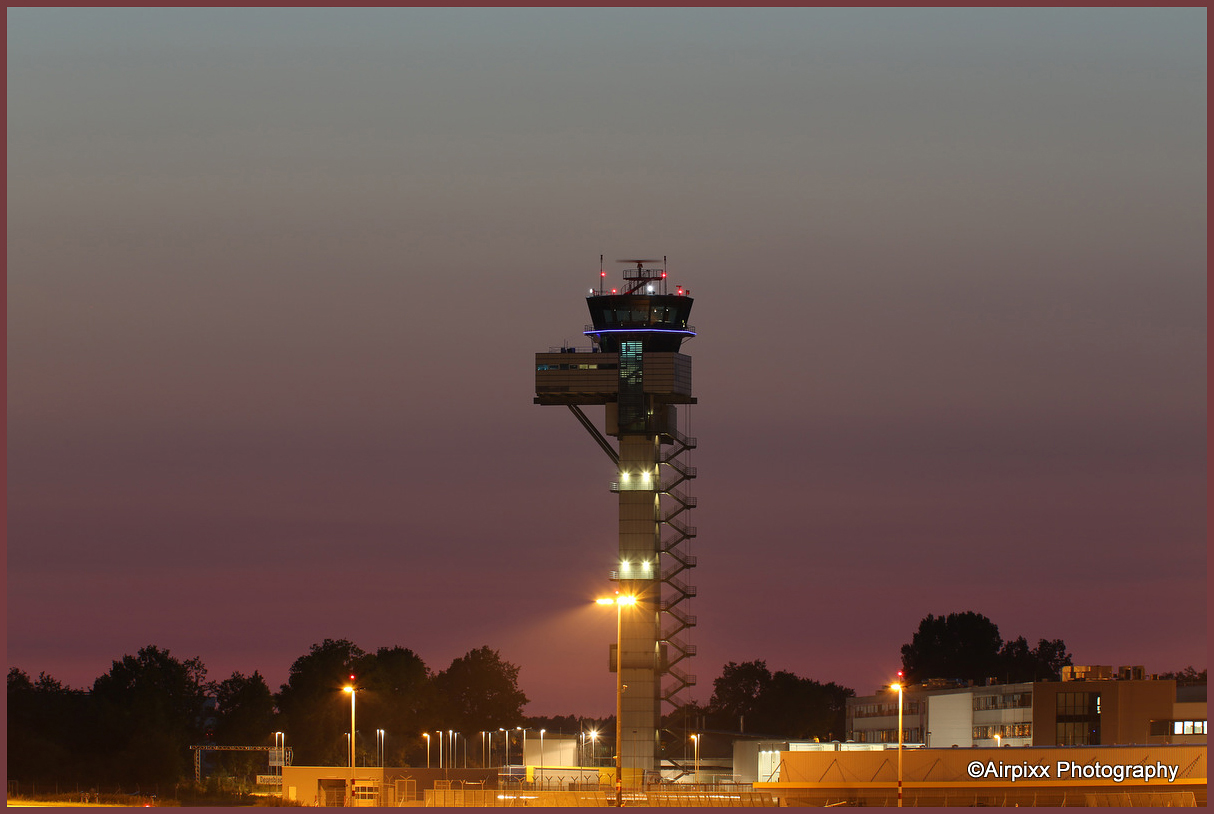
[1149,720,1208,736]
[851,701,922,719]
[537,363,620,371]
[973,723,1033,739]
[852,728,924,744]
[974,693,1032,711]
[1056,721,1099,746]
[593,306,691,327]
[1056,692,1100,716]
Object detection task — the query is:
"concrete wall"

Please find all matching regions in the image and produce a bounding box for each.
[927,691,973,747]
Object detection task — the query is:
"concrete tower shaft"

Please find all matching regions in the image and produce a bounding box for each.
[535,258,697,780]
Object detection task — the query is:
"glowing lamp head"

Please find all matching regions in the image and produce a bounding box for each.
[618,595,637,606]
[595,598,614,605]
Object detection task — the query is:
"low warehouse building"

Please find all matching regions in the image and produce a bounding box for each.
[755,744,1206,807]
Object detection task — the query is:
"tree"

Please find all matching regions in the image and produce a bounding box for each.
[432,646,528,735]
[900,613,1073,684]
[1157,667,1207,685]
[208,671,277,785]
[1025,638,1072,681]
[89,645,209,786]
[355,646,431,766]
[706,661,854,740]
[708,660,773,731]
[275,639,367,765]
[8,668,90,784]
[762,671,853,741]
[212,671,276,744]
[900,612,1004,684]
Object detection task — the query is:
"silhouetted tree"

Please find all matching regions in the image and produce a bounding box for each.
[899,613,1073,685]
[206,671,277,784]
[708,660,773,731]
[1157,667,1207,685]
[707,661,853,740]
[355,646,432,766]
[275,639,366,765]
[432,646,528,736]
[90,645,209,787]
[8,668,91,784]
[900,612,1004,684]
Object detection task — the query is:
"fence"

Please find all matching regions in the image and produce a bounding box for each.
[423,787,778,807]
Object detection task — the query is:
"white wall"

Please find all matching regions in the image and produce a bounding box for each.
[927,692,973,748]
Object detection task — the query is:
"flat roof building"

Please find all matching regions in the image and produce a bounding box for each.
[846,667,1203,749]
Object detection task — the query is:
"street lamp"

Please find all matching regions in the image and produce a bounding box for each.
[377,729,385,767]
[423,733,431,769]
[500,728,509,771]
[891,675,904,808]
[597,593,637,807]
[690,734,700,785]
[517,727,527,784]
[273,732,285,795]
[539,729,546,787]
[343,679,357,807]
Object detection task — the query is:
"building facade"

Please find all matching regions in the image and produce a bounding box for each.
[847,668,1203,748]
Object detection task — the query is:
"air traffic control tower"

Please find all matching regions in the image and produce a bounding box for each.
[535,258,698,778]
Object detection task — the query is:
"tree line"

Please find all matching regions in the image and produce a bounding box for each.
[7,639,529,791]
[16,611,1175,792]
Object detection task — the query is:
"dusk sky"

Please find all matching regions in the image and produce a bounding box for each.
[7,8,1206,716]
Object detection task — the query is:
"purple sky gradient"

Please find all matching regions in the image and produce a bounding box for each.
[7,8,1206,715]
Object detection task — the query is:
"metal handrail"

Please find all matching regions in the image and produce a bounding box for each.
[584,323,696,334]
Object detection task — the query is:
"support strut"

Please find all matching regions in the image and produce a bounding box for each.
[567,404,620,466]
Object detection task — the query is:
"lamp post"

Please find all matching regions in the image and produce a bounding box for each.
[891,676,904,808]
[343,679,357,806]
[516,727,527,784]
[500,728,509,772]
[273,732,285,795]
[536,727,546,786]
[437,730,444,769]
[377,729,385,767]
[423,733,431,769]
[690,734,700,785]
[597,593,636,807]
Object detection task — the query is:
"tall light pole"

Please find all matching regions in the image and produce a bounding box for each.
[500,728,509,772]
[517,727,526,784]
[273,731,285,795]
[690,734,700,785]
[891,675,904,808]
[437,730,444,769]
[377,729,385,767]
[539,729,546,787]
[423,733,431,769]
[343,678,357,807]
[597,593,636,807]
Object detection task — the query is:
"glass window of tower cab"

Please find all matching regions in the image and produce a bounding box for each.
[586,293,695,352]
